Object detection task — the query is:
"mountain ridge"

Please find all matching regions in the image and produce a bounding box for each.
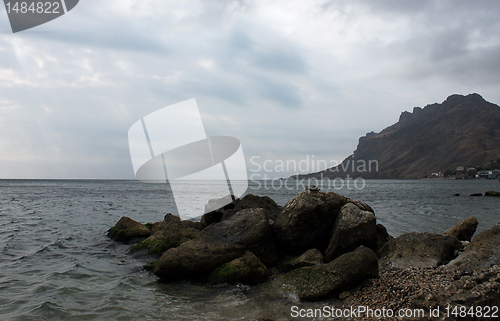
[300,93,500,179]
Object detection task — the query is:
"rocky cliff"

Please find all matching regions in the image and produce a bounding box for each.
[303,93,500,179]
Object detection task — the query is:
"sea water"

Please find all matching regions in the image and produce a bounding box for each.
[0,179,499,320]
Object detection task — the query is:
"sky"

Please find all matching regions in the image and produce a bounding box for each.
[1,0,500,179]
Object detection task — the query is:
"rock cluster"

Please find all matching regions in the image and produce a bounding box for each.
[108,189,389,300]
[108,189,500,307]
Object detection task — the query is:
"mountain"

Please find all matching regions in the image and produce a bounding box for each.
[301,93,500,179]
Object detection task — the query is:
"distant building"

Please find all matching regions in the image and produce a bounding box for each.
[477,170,494,179]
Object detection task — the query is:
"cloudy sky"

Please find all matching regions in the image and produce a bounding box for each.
[1,0,500,179]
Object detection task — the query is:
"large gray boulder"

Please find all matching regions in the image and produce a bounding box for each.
[107,216,151,243]
[208,251,268,285]
[378,232,461,270]
[221,194,281,221]
[447,223,500,271]
[444,216,478,242]
[133,213,203,255]
[154,208,277,280]
[273,246,378,301]
[325,203,378,262]
[273,190,352,254]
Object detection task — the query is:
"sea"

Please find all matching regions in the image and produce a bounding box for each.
[1,179,499,320]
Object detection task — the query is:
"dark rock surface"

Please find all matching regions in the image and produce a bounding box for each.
[282,249,324,272]
[107,216,151,242]
[133,213,203,255]
[444,216,478,242]
[273,246,378,301]
[375,223,392,250]
[485,190,500,196]
[378,232,461,270]
[325,203,378,262]
[221,194,281,221]
[200,195,239,227]
[208,251,268,285]
[447,223,500,271]
[154,208,277,280]
[273,190,351,255]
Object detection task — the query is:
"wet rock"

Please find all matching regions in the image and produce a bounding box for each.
[447,223,500,271]
[485,190,500,196]
[107,216,151,242]
[444,216,478,242]
[154,208,277,280]
[378,232,461,270]
[133,213,203,255]
[273,190,351,255]
[274,246,379,301]
[221,194,281,222]
[282,249,324,272]
[470,193,482,196]
[325,203,378,262]
[208,251,268,285]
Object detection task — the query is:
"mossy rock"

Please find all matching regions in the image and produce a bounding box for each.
[132,237,193,255]
[470,193,483,197]
[107,217,151,242]
[208,251,268,285]
[485,190,500,197]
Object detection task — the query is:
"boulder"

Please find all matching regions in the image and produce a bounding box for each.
[200,195,239,227]
[273,190,352,255]
[221,194,281,221]
[282,249,324,272]
[485,190,500,197]
[447,223,500,271]
[133,213,203,255]
[348,200,374,213]
[378,232,461,270]
[154,208,277,280]
[325,203,378,262]
[444,216,478,242]
[208,251,268,285]
[375,223,392,250]
[470,193,482,197]
[107,216,151,242]
[273,246,379,301]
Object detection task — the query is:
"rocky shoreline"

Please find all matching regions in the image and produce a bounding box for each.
[107,187,500,320]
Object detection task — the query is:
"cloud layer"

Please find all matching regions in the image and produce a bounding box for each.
[1,0,499,178]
